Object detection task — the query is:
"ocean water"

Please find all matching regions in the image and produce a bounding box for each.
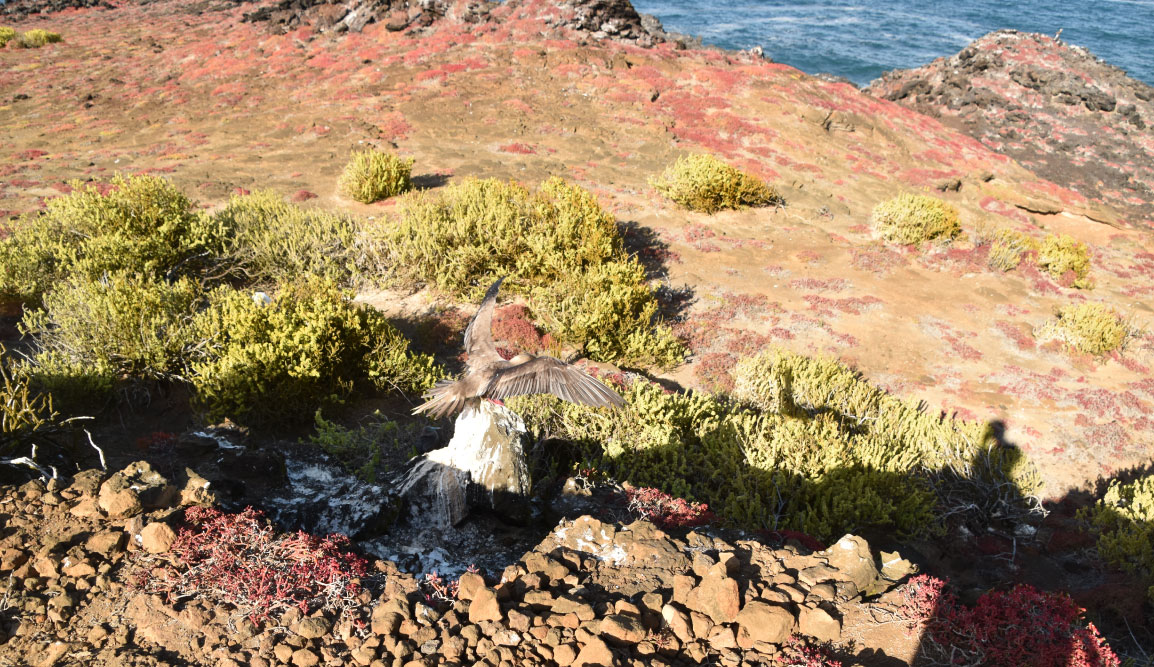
[630,0,1154,87]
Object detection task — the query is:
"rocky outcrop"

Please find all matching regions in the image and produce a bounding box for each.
[240,0,669,46]
[0,464,919,665]
[867,30,1154,226]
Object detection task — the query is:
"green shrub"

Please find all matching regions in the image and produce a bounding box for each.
[338,150,413,204]
[1,350,56,457]
[373,177,684,368]
[975,226,1039,272]
[650,153,782,214]
[20,273,202,383]
[188,278,442,427]
[509,348,1038,542]
[0,27,16,47]
[308,410,423,482]
[1037,234,1092,288]
[213,190,359,287]
[1080,473,1154,603]
[15,28,61,48]
[871,193,961,246]
[1034,302,1132,356]
[0,174,226,306]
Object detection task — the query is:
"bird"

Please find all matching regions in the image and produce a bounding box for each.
[413,277,626,419]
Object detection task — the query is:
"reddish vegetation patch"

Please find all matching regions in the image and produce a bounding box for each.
[498,142,537,154]
[13,149,48,161]
[624,487,715,530]
[994,320,1036,351]
[136,507,368,625]
[491,304,546,354]
[291,189,318,202]
[901,575,1120,667]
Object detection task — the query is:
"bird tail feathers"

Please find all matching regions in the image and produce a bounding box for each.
[412,379,466,419]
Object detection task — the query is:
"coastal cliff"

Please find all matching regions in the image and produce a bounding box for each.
[2,0,1153,663]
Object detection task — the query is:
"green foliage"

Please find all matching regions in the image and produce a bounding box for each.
[0,27,16,47]
[15,28,61,48]
[373,177,684,368]
[510,348,1038,542]
[338,150,413,204]
[21,272,202,383]
[0,174,225,306]
[213,190,358,287]
[974,226,1039,272]
[1080,473,1154,603]
[1034,302,1132,356]
[871,193,961,246]
[188,279,443,427]
[308,410,423,482]
[650,153,782,214]
[1,350,56,457]
[1037,234,1092,288]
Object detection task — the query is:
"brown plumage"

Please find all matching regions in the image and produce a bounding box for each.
[413,277,625,419]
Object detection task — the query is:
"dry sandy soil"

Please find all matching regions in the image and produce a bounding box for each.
[1,0,1153,663]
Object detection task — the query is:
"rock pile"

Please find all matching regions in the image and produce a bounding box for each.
[0,462,918,666]
[0,0,113,20]
[867,30,1154,225]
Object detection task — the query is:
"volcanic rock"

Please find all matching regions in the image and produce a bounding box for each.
[868,30,1154,225]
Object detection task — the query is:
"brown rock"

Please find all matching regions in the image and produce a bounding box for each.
[685,573,740,624]
[291,648,319,667]
[68,497,104,519]
[274,645,294,663]
[735,601,794,647]
[85,530,125,556]
[294,616,332,639]
[468,587,503,623]
[688,611,713,640]
[822,536,878,592]
[554,643,578,666]
[600,614,645,645]
[98,462,177,518]
[661,604,692,643]
[706,625,737,650]
[457,572,485,601]
[140,522,177,554]
[507,608,532,632]
[573,635,615,667]
[672,574,696,604]
[798,605,841,642]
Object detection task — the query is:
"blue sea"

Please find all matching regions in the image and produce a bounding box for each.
[630,0,1154,87]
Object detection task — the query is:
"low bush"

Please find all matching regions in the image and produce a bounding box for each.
[338,149,413,204]
[901,575,1120,666]
[308,410,423,482]
[1034,303,1132,356]
[0,174,226,306]
[136,506,368,625]
[188,278,442,426]
[975,226,1039,271]
[1080,472,1154,603]
[1038,234,1092,288]
[372,177,684,369]
[15,28,61,48]
[20,272,202,384]
[510,348,1039,542]
[213,190,359,287]
[650,153,781,214]
[871,193,961,246]
[1,350,56,458]
[0,27,16,47]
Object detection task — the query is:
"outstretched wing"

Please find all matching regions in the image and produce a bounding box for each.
[486,356,625,408]
[462,277,504,371]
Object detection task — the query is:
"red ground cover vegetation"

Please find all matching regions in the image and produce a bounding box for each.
[901,575,1120,667]
[136,507,368,625]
